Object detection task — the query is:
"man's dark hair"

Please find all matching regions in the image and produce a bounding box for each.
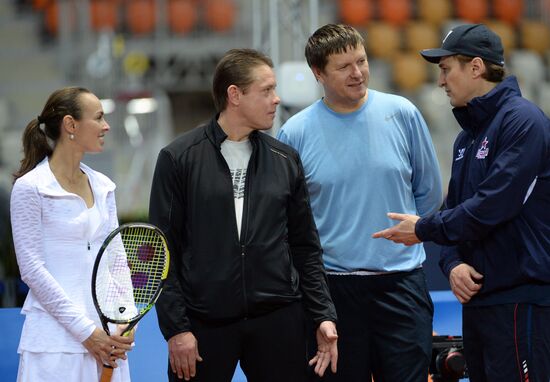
[455,54,506,83]
[305,24,364,71]
[212,48,273,112]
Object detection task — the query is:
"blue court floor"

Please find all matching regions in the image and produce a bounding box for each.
[0,291,462,382]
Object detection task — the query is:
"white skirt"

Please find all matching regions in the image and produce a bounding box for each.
[17,351,131,382]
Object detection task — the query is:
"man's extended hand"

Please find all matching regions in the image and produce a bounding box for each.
[372,213,421,246]
[309,321,338,377]
[168,331,203,381]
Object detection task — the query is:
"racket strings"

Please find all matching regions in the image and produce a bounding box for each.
[123,227,166,311]
[95,226,168,322]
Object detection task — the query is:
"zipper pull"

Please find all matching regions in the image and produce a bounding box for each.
[87,241,91,250]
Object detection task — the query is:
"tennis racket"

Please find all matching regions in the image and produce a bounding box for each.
[91,222,170,382]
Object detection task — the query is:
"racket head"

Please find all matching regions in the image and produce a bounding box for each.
[91,222,170,328]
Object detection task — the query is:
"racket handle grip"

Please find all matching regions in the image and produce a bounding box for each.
[100,365,114,382]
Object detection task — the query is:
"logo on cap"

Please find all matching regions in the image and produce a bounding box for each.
[420,24,505,66]
[442,30,453,44]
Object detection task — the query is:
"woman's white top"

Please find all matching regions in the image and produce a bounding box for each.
[10,157,118,353]
[86,202,101,241]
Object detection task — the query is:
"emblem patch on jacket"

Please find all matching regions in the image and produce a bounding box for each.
[455,148,465,161]
[476,137,489,159]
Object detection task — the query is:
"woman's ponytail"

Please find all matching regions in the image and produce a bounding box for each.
[12,86,90,182]
[13,118,53,181]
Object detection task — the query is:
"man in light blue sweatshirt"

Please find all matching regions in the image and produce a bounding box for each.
[277,24,443,382]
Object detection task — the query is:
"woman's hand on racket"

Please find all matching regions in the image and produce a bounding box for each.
[82,327,133,367]
[109,324,136,359]
[168,331,203,381]
[309,320,338,377]
[115,323,136,344]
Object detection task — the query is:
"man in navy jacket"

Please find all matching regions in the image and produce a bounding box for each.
[373,24,550,381]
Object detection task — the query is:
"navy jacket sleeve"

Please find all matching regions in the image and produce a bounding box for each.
[438,245,463,279]
[416,105,546,245]
[149,149,191,340]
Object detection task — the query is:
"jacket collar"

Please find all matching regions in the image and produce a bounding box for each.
[205,114,260,149]
[205,114,227,149]
[32,157,115,197]
[452,75,522,134]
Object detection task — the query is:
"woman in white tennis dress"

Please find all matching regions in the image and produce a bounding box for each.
[10,87,134,382]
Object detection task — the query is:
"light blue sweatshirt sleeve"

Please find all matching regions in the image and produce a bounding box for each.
[407,107,444,216]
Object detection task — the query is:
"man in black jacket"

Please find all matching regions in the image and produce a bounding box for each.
[149,48,338,382]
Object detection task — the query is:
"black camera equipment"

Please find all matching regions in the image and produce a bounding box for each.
[430,335,468,382]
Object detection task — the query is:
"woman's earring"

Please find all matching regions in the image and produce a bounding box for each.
[69,133,74,140]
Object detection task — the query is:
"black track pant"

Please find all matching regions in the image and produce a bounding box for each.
[463,303,550,382]
[309,268,433,382]
[168,301,307,382]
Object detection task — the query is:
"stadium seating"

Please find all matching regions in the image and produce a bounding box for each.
[379,0,412,26]
[494,0,524,25]
[204,0,237,32]
[90,0,118,31]
[366,21,401,59]
[404,21,440,54]
[339,0,373,26]
[418,0,452,26]
[126,0,156,35]
[455,0,489,23]
[520,20,550,54]
[393,52,429,91]
[168,0,198,35]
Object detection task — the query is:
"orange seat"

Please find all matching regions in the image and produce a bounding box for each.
[44,0,58,35]
[168,0,198,34]
[520,21,550,55]
[44,0,77,36]
[126,0,156,35]
[404,22,440,54]
[455,0,488,23]
[33,0,50,11]
[493,0,524,26]
[339,0,373,26]
[366,22,401,60]
[393,53,428,91]
[418,0,452,26]
[204,0,237,32]
[90,0,119,32]
[379,0,412,26]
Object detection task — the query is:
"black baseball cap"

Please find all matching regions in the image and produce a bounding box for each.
[420,24,505,66]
